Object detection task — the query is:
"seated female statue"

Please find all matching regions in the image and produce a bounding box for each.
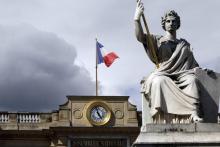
[134,0,203,122]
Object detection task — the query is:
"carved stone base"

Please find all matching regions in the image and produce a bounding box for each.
[152,112,191,124]
[133,123,220,147]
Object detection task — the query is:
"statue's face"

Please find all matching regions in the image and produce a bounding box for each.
[165,16,178,32]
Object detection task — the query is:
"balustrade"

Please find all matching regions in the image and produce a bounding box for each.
[17,113,40,123]
[0,112,41,123]
[0,113,9,123]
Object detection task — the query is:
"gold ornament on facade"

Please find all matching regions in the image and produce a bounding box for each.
[86,101,111,126]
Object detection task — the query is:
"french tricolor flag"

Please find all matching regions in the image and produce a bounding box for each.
[96,41,119,67]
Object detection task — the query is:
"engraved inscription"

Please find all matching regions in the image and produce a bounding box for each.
[71,139,127,147]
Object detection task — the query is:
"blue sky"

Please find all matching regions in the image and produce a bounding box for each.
[0,0,219,111]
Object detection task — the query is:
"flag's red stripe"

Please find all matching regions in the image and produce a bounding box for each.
[103,52,119,67]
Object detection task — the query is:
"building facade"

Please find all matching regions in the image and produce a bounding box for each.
[0,96,141,147]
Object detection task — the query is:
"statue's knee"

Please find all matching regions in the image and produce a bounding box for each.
[187,76,198,84]
[152,76,167,86]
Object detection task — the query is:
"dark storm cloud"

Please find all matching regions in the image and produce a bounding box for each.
[0,24,95,112]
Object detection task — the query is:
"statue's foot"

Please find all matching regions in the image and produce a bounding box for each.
[190,114,203,123]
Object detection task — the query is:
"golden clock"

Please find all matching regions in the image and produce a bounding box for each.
[86,101,111,126]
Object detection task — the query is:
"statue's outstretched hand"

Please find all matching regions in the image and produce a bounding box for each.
[134,0,144,21]
[203,68,214,75]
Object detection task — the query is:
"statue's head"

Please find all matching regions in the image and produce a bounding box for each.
[161,10,180,31]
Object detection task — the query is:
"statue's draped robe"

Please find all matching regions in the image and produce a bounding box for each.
[141,35,200,116]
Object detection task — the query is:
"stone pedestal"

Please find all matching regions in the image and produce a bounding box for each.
[133,123,220,147]
[135,69,220,146]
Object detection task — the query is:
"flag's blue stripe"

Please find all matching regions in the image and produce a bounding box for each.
[96,41,104,64]
[97,41,104,48]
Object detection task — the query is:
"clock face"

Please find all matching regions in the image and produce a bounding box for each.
[90,106,107,123]
[87,102,111,126]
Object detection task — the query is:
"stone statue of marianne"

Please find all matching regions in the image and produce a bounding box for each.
[134,0,203,123]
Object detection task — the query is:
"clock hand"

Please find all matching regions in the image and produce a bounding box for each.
[95,107,102,119]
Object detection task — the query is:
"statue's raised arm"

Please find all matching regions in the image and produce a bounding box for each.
[134,0,159,67]
[134,0,147,43]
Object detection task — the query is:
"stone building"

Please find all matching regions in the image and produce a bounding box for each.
[0,96,141,147]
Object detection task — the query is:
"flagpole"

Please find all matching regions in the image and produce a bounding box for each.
[95,38,98,96]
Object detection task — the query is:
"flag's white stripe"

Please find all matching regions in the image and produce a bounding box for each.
[100,47,108,57]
